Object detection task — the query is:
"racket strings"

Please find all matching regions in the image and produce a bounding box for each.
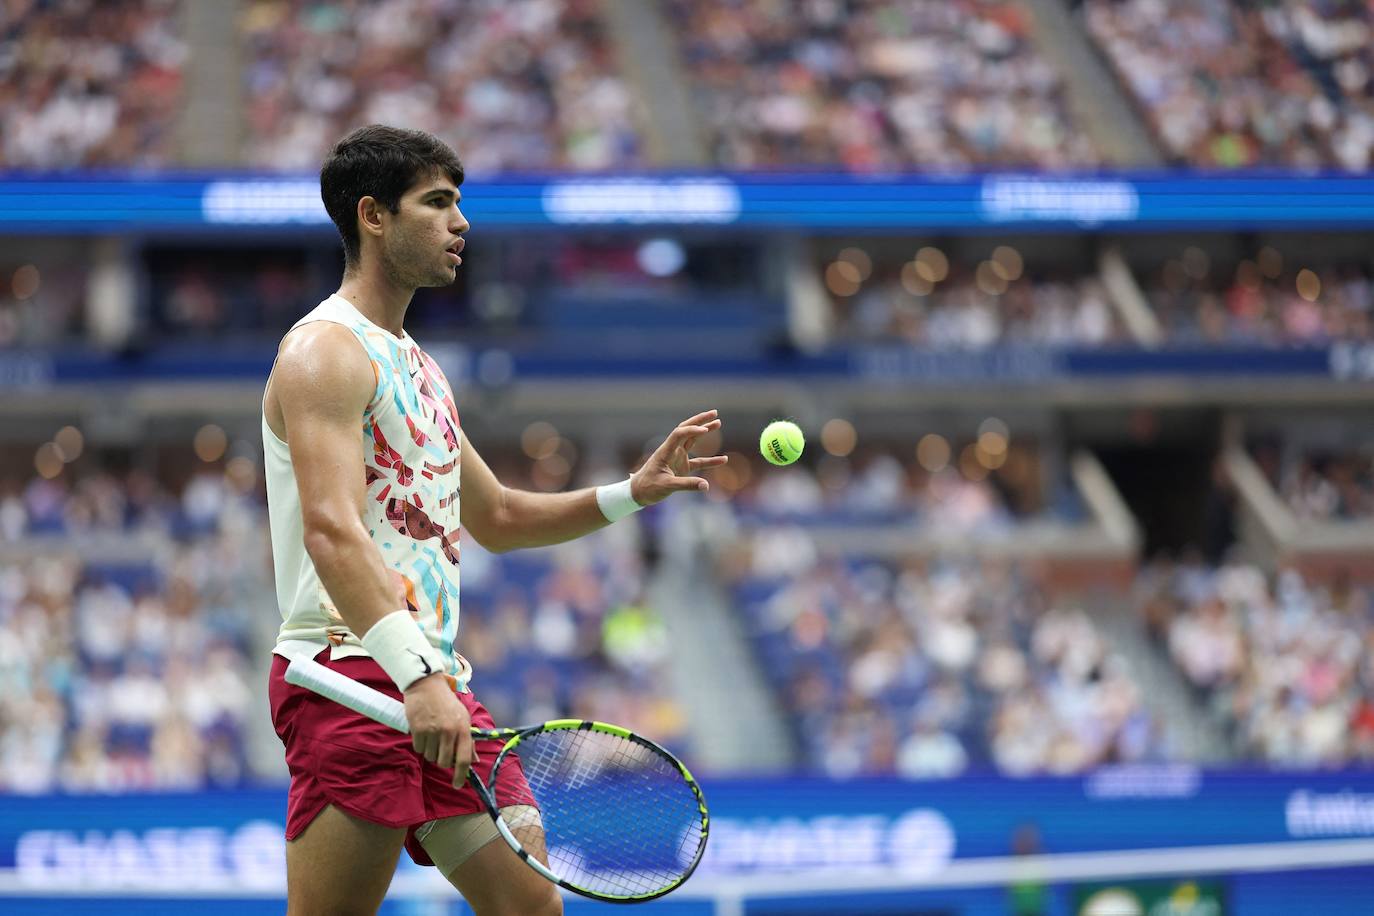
[497,727,705,898]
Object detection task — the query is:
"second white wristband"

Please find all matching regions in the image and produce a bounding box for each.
[596,477,643,523]
[360,609,448,692]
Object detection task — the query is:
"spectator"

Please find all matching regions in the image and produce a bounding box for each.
[896,713,969,778]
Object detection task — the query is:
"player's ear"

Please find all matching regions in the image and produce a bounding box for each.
[357,195,385,242]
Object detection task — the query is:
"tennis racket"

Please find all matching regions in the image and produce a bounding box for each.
[283,654,709,904]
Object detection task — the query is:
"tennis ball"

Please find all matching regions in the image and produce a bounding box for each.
[760,420,805,466]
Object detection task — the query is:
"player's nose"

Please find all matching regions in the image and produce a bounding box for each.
[451,205,470,235]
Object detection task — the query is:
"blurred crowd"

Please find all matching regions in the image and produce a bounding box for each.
[715,439,1062,531]
[0,459,266,793]
[457,526,687,747]
[1144,250,1373,345]
[1084,0,1374,170]
[1083,0,1328,169]
[0,443,686,792]
[670,0,1099,171]
[240,0,642,172]
[4,430,1373,791]
[723,552,1162,777]
[1257,0,1374,171]
[0,0,184,169]
[723,514,1374,775]
[150,255,315,339]
[4,0,1374,174]
[438,443,687,744]
[702,445,1145,779]
[827,252,1123,348]
[1251,437,1374,522]
[1138,560,1374,765]
[0,255,87,347]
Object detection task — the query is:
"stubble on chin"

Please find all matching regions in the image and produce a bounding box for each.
[382,244,450,290]
[426,261,458,288]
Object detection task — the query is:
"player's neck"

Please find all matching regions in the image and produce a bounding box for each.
[335,270,413,339]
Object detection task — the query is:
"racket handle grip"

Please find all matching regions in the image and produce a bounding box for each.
[285,654,412,734]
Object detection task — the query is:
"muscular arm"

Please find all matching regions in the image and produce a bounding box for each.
[460,411,727,553]
[458,437,609,553]
[270,322,397,638]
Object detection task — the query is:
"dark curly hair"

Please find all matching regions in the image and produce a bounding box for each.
[320,125,465,268]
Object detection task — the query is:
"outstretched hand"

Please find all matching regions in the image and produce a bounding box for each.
[630,410,729,507]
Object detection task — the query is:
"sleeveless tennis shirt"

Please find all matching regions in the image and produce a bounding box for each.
[263,294,472,687]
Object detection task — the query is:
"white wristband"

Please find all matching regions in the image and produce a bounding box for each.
[596,477,643,523]
[360,610,448,692]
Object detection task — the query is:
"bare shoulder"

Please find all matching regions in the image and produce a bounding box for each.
[269,321,374,426]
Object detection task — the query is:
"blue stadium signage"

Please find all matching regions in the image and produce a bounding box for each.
[0,344,1366,387]
[4,172,1374,233]
[2,772,1372,915]
[2,771,1372,874]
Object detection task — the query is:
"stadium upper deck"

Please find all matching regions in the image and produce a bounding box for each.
[5,0,1374,173]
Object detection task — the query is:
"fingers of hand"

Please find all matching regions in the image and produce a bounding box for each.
[670,415,721,456]
[673,424,711,441]
[412,731,437,763]
[668,425,711,453]
[681,409,718,427]
[684,418,722,436]
[436,729,456,771]
[452,732,476,788]
[668,475,709,492]
[688,455,729,470]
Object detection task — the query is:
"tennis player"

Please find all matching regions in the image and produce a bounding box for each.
[261,124,726,916]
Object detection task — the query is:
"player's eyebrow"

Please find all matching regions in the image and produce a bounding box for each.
[423,187,460,204]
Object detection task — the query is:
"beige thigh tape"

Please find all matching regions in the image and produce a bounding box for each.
[416,805,542,876]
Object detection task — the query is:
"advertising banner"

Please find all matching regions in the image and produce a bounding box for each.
[4,767,1374,883]
[6,173,1374,234]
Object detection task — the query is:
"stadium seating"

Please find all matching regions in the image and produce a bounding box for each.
[1083,0,1359,169]
[817,245,1124,348]
[0,452,685,791]
[239,0,643,172]
[1140,248,1373,345]
[666,0,1100,170]
[0,0,185,169]
[449,527,687,748]
[6,0,1373,173]
[0,464,262,792]
[1257,0,1374,171]
[726,548,1162,777]
[1137,560,1374,765]
[712,448,1143,778]
[1250,437,1374,521]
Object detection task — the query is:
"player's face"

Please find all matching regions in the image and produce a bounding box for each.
[382,171,469,289]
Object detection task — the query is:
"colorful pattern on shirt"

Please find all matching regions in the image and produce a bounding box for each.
[313,304,464,673]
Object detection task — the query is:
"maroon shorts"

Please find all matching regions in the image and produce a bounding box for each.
[268,650,536,866]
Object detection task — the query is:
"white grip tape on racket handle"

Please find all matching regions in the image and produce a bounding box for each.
[284,655,411,734]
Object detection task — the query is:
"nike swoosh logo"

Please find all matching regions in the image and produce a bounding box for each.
[406,648,433,677]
